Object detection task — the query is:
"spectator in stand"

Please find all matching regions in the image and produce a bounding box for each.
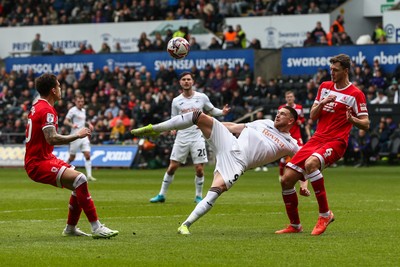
[385,116,398,136]
[114,42,123,53]
[370,69,386,89]
[42,43,56,56]
[82,44,96,54]
[385,79,399,104]
[222,25,237,49]
[330,14,345,33]
[31,33,44,56]
[138,32,151,52]
[373,119,391,154]
[152,32,165,51]
[236,24,247,48]
[98,42,111,53]
[109,109,131,128]
[352,129,372,167]
[339,32,353,45]
[164,29,174,46]
[370,89,388,105]
[294,3,305,14]
[252,0,266,16]
[173,26,189,41]
[318,35,329,46]
[311,21,327,44]
[208,37,222,50]
[189,37,201,50]
[371,22,386,44]
[303,31,316,47]
[307,1,320,14]
[221,69,238,104]
[248,38,261,49]
[240,76,256,109]
[327,24,341,46]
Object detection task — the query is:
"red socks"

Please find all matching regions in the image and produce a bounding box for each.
[310,178,329,213]
[282,189,300,225]
[75,182,98,222]
[67,193,82,226]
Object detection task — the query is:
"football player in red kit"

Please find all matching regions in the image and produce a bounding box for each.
[276,54,370,235]
[278,91,309,197]
[25,73,118,239]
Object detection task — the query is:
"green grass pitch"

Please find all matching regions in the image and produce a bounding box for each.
[0,165,399,266]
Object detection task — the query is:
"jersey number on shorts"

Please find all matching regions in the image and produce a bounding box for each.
[197,148,206,157]
[229,174,240,185]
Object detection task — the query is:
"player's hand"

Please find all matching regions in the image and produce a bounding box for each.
[222,104,231,115]
[346,106,355,123]
[73,123,79,129]
[77,127,91,138]
[322,94,336,105]
[299,187,311,197]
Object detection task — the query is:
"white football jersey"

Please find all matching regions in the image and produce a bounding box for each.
[171,91,217,142]
[239,119,299,170]
[65,106,86,135]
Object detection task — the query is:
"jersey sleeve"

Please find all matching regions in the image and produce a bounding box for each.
[65,107,73,120]
[314,83,323,104]
[41,106,57,130]
[353,90,368,117]
[171,98,179,117]
[201,94,216,113]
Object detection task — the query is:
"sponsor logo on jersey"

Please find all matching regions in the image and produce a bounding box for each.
[47,113,55,123]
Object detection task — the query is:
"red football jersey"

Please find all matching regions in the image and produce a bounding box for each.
[313,81,368,144]
[25,99,58,167]
[278,103,305,145]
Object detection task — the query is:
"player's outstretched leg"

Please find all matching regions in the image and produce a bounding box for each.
[131,111,201,137]
[131,124,159,137]
[177,187,221,235]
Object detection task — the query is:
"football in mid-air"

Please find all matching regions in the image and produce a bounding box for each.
[167,37,190,60]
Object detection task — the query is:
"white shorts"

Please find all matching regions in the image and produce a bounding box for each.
[170,140,208,164]
[207,118,246,190]
[69,137,91,155]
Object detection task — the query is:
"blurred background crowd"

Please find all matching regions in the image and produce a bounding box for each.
[0,0,399,167]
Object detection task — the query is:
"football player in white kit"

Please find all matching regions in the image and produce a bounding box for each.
[149,72,230,204]
[131,105,299,235]
[64,94,96,181]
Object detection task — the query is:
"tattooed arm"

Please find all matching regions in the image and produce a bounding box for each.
[43,126,91,146]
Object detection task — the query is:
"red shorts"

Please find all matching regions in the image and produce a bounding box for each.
[287,136,347,176]
[25,158,72,188]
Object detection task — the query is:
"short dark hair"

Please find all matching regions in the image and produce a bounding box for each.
[179,71,194,80]
[330,54,351,70]
[35,73,57,97]
[282,105,298,122]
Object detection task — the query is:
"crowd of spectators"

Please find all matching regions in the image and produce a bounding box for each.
[1,0,399,165]
[1,57,399,164]
[0,1,347,30]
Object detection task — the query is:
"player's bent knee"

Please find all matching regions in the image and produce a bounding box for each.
[73,173,88,189]
[304,157,320,173]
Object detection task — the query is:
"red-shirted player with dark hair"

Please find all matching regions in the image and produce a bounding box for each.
[278,91,310,197]
[276,54,370,235]
[24,73,118,239]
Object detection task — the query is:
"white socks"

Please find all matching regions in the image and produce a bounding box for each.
[153,112,195,132]
[195,176,204,198]
[159,172,174,196]
[84,159,92,177]
[183,190,219,227]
